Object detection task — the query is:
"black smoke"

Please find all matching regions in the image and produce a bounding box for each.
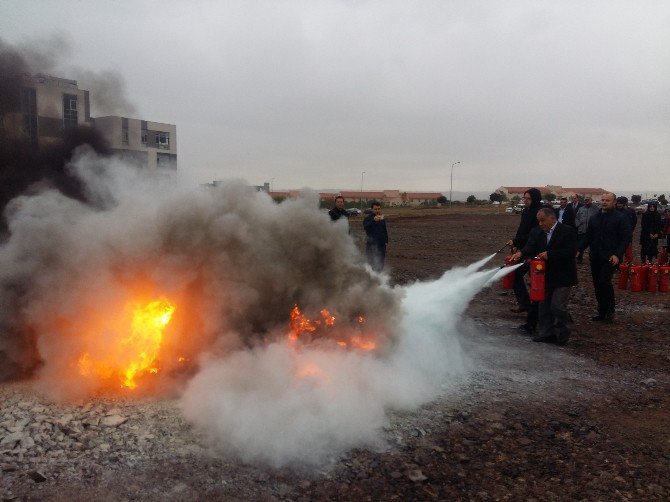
[0,38,111,237]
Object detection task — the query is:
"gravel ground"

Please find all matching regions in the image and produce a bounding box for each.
[1,212,668,500]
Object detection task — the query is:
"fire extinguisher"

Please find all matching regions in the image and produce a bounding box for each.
[617,263,630,290]
[629,264,643,292]
[659,265,670,293]
[501,255,515,289]
[529,258,545,302]
[640,263,649,288]
[624,243,633,263]
[660,247,668,266]
[647,264,659,293]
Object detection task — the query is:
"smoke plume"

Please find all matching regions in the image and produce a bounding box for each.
[0,150,507,466]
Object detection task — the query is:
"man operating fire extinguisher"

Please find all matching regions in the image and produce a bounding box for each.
[511,207,578,346]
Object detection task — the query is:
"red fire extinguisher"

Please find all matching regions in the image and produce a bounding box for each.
[629,264,644,292]
[647,264,659,293]
[659,265,670,293]
[529,258,545,302]
[617,263,630,290]
[660,248,668,266]
[624,243,633,263]
[501,255,515,289]
[640,263,649,288]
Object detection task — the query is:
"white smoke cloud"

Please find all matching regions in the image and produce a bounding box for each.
[0,150,506,466]
[180,255,503,468]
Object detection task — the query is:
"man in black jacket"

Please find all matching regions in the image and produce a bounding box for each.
[555,197,576,227]
[328,195,350,222]
[507,188,543,314]
[363,201,388,272]
[512,208,578,345]
[579,192,632,323]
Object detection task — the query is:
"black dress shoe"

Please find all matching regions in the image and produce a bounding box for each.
[532,334,556,343]
[510,307,529,314]
[517,324,535,335]
[591,314,606,322]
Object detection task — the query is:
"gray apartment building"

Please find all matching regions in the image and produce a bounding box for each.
[0,73,177,170]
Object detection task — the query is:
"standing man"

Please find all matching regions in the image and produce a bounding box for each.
[579,192,632,323]
[507,188,543,313]
[511,208,577,345]
[570,194,583,214]
[363,201,388,272]
[574,197,599,264]
[555,197,576,227]
[329,195,350,222]
[640,202,662,263]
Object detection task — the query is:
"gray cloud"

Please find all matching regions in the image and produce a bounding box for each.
[1,1,668,193]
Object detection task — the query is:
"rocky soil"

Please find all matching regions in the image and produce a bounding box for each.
[1,212,668,500]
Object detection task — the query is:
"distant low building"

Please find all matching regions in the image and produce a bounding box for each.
[496,185,608,200]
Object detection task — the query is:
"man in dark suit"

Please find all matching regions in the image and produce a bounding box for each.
[570,194,583,214]
[554,197,576,228]
[511,208,578,345]
[363,201,388,272]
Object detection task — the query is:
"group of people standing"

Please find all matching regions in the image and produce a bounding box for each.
[329,195,388,273]
[507,189,652,347]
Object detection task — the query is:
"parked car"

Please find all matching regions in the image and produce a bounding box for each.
[346,208,362,216]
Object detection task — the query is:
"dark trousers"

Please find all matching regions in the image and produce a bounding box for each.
[590,258,616,316]
[513,262,530,309]
[576,234,587,262]
[537,286,573,343]
[366,241,386,272]
[640,238,658,263]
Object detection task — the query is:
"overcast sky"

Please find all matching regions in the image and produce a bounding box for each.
[2,0,668,195]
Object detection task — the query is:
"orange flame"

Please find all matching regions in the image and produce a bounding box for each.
[77,298,175,389]
[288,305,375,351]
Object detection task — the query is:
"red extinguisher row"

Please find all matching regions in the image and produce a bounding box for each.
[502,250,669,297]
[619,262,670,293]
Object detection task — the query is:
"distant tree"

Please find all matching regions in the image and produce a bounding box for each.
[511,195,520,204]
[543,192,556,202]
[658,194,667,205]
[489,192,504,203]
[273,196,286,203]
[466,195,477,204]
[437,195,447,204]
[631,194,642,204]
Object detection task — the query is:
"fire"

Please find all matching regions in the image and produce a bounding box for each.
[288,305,375,351]
[77,298,175,389]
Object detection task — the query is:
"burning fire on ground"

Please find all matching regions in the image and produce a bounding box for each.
[288,305,376,351]
[77,298,176,389]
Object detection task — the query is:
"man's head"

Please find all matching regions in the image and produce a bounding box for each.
[559,197,568,208]
[537,208,557,232]
[584,196,592,207]
[571,195,579,205]
[615,196,627,209]
[371,201,382,215]
[335,195,344,210]
[601,192,616,211]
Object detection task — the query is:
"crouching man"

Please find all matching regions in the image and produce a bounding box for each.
[511,208,578,346]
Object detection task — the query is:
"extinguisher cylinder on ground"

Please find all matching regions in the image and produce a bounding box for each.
[647,265,659,293]
[659,265,670,293]
[617,263,630,290]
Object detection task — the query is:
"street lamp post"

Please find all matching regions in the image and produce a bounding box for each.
[360,171,366,210]
[449,161,461,208]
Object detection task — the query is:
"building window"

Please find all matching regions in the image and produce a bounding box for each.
[141,130,148,144]
[63,94,78,127]
[155,131,169,149]
[21,87,38,143]
[121,117,129,144]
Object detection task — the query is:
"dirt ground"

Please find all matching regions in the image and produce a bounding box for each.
[1,211,668,500]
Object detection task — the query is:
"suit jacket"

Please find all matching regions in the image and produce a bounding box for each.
[580,209,632,261]
[363,214,388,246]
[521,223,578,289]
[554,205,576,227]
